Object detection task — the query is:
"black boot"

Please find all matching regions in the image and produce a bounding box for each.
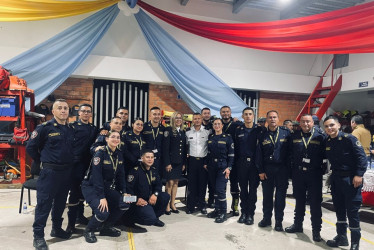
[238,213,247,224]
[312,231,322,242]
[207,210,219,218]
[274,221,283,232]
[285,223,303,233]
[326,234,349,247]
[83,230,97,243]
[258,218,271,227]
[50,227,72,239]
[33,238,48,250]
[99,226,121,237]
[65,223,76,234]
[244,215,254,225]
[215,212,227,223]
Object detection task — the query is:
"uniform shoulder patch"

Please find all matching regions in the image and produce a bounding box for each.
[356,140,362,147]
[31,131,38,139]
[231,143,234,149]
[164,131,169,137]
[93,157,100,165]
[127,175,134,182]
[42,122,48,126]
[134,166,138,170]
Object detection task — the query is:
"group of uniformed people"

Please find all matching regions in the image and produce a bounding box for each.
[26,99,367,250]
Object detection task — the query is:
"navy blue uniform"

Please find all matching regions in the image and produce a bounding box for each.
[26,118,74,238]
[325,132,367,243]
[81,147,129,231]
[67,120,97,226]
[123,131,145,173]
[90,131,125,156]
[234,124,263,217]
[289,128,325,232]
[223,118,242,212]
[202,121,214,204]
[256,126,291,222]
[101,121,131,134]
[124,164,170,225]
[142,121,165,176]
[207,133,234,213]
[162,127,187,180]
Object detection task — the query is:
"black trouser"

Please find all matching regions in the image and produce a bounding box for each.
[331,173,362,242]
[33,167,72,238]
[208,164,228,212]
[238,157,259,216]
[229,163,240,202]
[261,164,288,222]
[292,168,323,231]
[187,157,208,210]
[67,161,88,225]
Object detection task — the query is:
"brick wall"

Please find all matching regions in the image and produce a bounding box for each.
[38,78,94,123]
[149,84,193,116]
[258,92,309,122]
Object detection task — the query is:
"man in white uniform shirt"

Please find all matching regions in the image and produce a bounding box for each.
[186,113,211,214]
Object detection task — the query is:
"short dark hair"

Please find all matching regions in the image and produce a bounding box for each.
[323,115,339,123]
[141,149,154,157]
[132,117,143,124]
[242,107,254,114]
[201,107,210,113]
[300,114,312,119]
[79,103,92,111]
[220,106,231,111]
[193,112,202,116]
[53,98,67,105]
[212,118,223,124]
[283,120,292,125]
[116,106,129,112]
[266,110,278,117]
[351,115,363,125]
[150,106,160,111]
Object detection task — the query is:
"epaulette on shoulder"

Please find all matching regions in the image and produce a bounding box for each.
[343,133,349,137]
[98,147,105,151]
[134,166,139,171]
[279,126,288,131]
[42,121,48,126]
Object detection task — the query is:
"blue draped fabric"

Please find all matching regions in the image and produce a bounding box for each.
[3,5,119,105]
[134,9,247,118]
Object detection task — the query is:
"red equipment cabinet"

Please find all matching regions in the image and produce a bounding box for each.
[0,89,35,184]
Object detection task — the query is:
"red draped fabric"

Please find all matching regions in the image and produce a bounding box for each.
[138,1,374,54]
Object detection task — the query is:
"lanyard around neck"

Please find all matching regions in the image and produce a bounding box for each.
[301,127,315,150]
[106,146,118,172]
[268,127,279,146]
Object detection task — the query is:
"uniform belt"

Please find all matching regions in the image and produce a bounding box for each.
[190,156,203,160]
[332,170,352,177]
[213,158,224,162]
[298,166,309,171]
[41,162,71,171]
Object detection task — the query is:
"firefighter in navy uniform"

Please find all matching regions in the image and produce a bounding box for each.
[123,118,145,173]
[206,118,235,223]
[124,150,170,227]
[26,99,74,250]
[220,105,241,216]
[323,116,367,250]
[256,110,291,231]
[285,114,325,242]
[66,104,98,233]
[142,107,165,177]
[235,107,263,225]
[81,131,130,244]
[100,107,131,134]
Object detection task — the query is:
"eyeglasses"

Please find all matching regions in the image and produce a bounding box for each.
[80,110,92,114]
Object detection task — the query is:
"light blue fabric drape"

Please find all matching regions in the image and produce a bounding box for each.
[3,5,119,105]
[135,9,247,118]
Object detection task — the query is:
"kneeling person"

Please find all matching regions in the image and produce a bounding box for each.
[81,131,129,243]
[125,150,170,227]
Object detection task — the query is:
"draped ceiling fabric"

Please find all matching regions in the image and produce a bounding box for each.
[2,5,119,104]
[0,0,120,21]
[135,9,247,117]
[138,1,374,54]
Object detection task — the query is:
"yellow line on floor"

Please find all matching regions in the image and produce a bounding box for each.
[286,200,374,246]
[127,228,135,250]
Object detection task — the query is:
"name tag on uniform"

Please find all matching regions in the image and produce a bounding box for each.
[218,141,226,144]
[280,139,287,142]
[48,132,60,137]
[131,141,138,144]
[326,147,330,151]
[103,160,111,164]
[302,158,310,163]
[310,140,320,145]
[293,139,302,143]
[238,134,244,137]
[152,149,158,153]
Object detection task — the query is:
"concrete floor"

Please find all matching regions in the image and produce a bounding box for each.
[1,185,374,250]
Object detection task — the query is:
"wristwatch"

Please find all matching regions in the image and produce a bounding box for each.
[154,192,159,197]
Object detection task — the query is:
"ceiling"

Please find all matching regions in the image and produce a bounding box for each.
[180,0,366,19]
